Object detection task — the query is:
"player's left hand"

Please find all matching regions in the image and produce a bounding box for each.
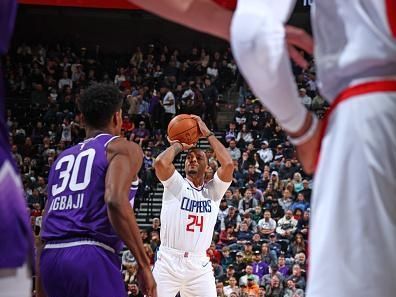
[285,25,314,69]
[137,266,157,297]
[189,114,211,138]
[167,136,196,151]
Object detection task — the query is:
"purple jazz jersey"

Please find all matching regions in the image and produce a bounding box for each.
[0,0,33,269]
[41,133,124,251]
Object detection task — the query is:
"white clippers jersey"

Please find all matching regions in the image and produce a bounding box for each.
[312,0,396,102]
[159,171,231,254]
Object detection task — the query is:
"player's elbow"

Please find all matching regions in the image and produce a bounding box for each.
[105,188,124,211]
[153,158,165,171]
[222,161,234,173]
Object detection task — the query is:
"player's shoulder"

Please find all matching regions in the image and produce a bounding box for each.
[106,137,142,159]
[56,144,80,159]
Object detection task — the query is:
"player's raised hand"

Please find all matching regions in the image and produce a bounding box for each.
[285,25,314,69]
[137,266,157,297]
[167,136,195,151]
[190,114,211,138]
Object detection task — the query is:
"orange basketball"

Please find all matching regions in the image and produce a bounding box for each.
[167,114,201,145]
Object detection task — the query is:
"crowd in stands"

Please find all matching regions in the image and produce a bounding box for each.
[4,41,327,297]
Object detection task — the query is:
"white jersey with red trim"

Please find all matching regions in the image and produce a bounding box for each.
[159,171,230,254]
[312,0,396,102]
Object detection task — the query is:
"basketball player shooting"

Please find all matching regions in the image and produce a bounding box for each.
[153,115,233,297]
[38,84,157,297]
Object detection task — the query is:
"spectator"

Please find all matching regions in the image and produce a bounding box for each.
[223,189,239,208]
[233,252,247,280]
[278,189,294,212]
[218,263,236,286]
[264,274,284,297]
[234,222,253,249]
[292,172,304,193]
[123,263,138,284]
[277,254,290,278]
[58,71,73,90]
[130,121,150,145]
[239,264,260,286]
[227,139,241,161]
[284,278,305,297]
[299,180,312,203]
[268,233,282,257]
[270,200,285,222]
[234,104,250,130]
[224,122,238,144]
[224,206,241,230]
[219,225,237,247]
[276,210,298,240]
[238,188,258,215]
[160,82,176,128]
[251,205,263,224]
[147,217,160,237]
[257,140,274,164]
[212,259,224,279]
[127,282,144,297]
[287,264,306,290]
[220,246,234,271]
[252,250,269,281]
[245,275,260,296]
[216,281,225,297]
[257,209,277,238]
[242,212,257,233]
[287,233,306,257]
[207,241,222,264]
[279,159,298,180]
[201,76,218,130]
[292,193,309,212]
[260,243,277,265]
[223,276,240,297]
[296,210,310,239]
[236,124,253,147]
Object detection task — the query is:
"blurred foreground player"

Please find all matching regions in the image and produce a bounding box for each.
[230,2,396,297]
[38,84,157,297]
[0,0,33,296]
[153,115,233,297]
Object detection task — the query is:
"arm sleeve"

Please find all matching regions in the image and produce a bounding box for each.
[230,3,307,133]
[207,172,232,202]
[161,170,185,201]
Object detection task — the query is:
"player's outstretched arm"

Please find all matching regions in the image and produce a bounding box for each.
[191,115,233,182]
[105,139,157,297]
[129,0,233,41]
[154,139,194,181]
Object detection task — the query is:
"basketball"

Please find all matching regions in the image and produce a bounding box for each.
[167,114,201,145]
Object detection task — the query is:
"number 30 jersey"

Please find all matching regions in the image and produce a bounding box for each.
[41,133,122,251]
[159,171,231,254]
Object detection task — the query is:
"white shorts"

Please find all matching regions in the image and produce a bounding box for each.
[308,88,396,297]
[153,246,215,297]
[0,263,31,297]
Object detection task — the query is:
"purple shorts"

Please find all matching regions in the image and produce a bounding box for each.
[40,244,126,297]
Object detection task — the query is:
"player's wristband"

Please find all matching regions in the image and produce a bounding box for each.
[205,132,215,138]
[289,115,318,146]
[172,141,184,153]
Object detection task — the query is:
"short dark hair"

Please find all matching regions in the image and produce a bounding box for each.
[78,83,123,129]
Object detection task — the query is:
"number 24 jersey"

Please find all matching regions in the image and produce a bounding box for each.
[159,171,231,254]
